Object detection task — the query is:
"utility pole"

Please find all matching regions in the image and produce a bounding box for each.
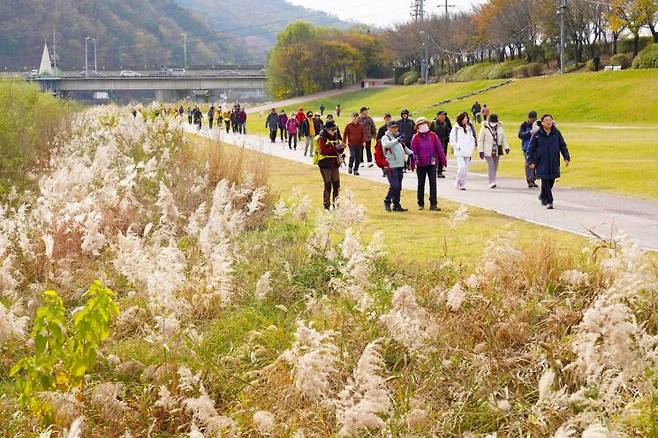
[412,0,429,83]
[558,0,568,74]
[85,37,90,78]
[53,30,57,72]
[182,33,187,68]
[93,38,97,75]
[441,0,456,17]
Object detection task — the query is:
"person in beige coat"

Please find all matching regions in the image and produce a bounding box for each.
[478,114,510,188]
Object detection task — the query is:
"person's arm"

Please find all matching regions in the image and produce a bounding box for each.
[527,135,538,168]
[502,127,510,153]
[477,126,485,153]
[558,130,571,164]
[370,120,377,138]
[342,125,349,144]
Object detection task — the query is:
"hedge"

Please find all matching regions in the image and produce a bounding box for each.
[402,70,420,85]
[610,53,632,69]
[632,44,658,69]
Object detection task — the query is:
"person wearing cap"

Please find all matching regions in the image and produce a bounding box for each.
[527,114,571,210]
[278,110,289,142]
[266,108,279,143]
[326,114,341,141]
[431,111,452,178]
[381,120,414,212]
[518,111,539,188]
[295,108,307,139]
[478,114,510,189]
[377,113,393,177]
[342,112,366,175]
[397,109,415,171]
[358,107,377,168]
[317,121,345,210]
[411,117,447,211]
[450,112,477,191]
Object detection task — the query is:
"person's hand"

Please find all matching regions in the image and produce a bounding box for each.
[505,148,510,155]
[479,151,485,160]
[565,160,570,167]
[529,163,536,169]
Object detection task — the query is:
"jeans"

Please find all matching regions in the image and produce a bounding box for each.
[348,145,363,172]
[485,155,500,184]
[269,128,277,142]
[455,156,471,189]
[304,136,314,156]
[540,178,556,204]
[225,121,230,133]
[209,118,214,129]
[279,126,287,141]
[524,152,536,182]
[385,167,404,208]
[364,139,373,163]
[288,134,297,149]
[416,165,437,207]
[320,166,340,209]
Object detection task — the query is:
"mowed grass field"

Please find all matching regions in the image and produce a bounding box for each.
[242,70,658,200]
[195,136,588,263]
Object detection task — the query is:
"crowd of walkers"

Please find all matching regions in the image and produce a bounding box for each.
[266,103,570,212]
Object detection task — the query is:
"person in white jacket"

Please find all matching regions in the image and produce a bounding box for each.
[450,112,477,190]
[478,114,510,189]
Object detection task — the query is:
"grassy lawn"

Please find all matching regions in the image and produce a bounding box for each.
[198,137,588,263]
[233,70,658,200]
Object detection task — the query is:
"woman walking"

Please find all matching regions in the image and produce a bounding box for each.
[410,117,446,211]
[286,117,299,150]
[478,114,510,189]
[317,121,344,210]
[527,114,571,209]
[450,112,477,191]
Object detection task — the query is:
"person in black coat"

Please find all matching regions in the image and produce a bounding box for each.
[527,114,571,209]
[397,109,415,171]
[431,110,452,178]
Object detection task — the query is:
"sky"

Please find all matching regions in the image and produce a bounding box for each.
[285,0,485,27]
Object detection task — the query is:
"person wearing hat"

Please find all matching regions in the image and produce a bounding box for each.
[302,111,317,156]
[266,108,279,143]
[431,111,452,178]
[518,111,539,188]
[411,117,447,211]
[377,113,393,177]
[317,121,345,210]
[326,114,341,141]
[278,110,289,142]
[295,108,307,139]
[342,112,366,175]
[358,107,377,168]
[478,113,510,189]
[397,109,415,171]
[381,120,414,212]
[527,114,571,210]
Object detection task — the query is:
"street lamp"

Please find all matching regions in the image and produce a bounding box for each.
[558,0,568,74]
[85,37,90,78]
[182,33,187,68]
[92,38,97,75]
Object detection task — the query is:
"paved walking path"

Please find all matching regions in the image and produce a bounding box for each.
[190,126,658,252]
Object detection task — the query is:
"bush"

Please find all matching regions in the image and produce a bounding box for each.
[402,70,420,86]
[619,36,653,54]
[632,43,658,69]
[512,65,528,78]
[397,70,419,85]
[416,78,426,85]
[586,59,596,71]
[526,62,545,76]
[453,63,495,81]
[487,60,525,79]
[610,53,632,69]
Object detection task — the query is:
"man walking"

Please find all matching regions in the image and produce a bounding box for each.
[358,107,377,168]
[266,108,279,143]
[342,112,366,176]
[398,109,415,171]
[320,103,325,116]
[278,110,288,142]
[518,111,539,188]
[382,120,414,212]
[431,111,452,178]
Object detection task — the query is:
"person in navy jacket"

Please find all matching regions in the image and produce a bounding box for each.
[527,114,571,210]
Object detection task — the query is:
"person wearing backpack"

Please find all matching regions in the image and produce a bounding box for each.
[376,113,392,177]
[316,121,344,210]
[478,114,510,189]
[450,112,477,191]
[411,117,447,211]
[382,120,414,212]
[286,117,299,150]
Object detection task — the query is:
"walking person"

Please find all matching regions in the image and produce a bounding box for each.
[302,111,317,156]
[295,108,307,139]
[376,113,392,178]
[317,121,344,210]
[230,109,238,133]
[187,107,193,125]
[358,107,377,168]
[382,120,414,212]
[286,116,299,150]
[527,114,571,209]
[398,109,415,171]
[208,105,215,129]
[335,104,341,118]
[471,101,482,124]
[278,110,288,142]
[320,103,325,116]
[237,108,247,134]
[482,104,490,122]
[266,108,279,143]
[450,112,477,191]
[193,106,202,130]
[411,117,447,211]
[326,114,341,140]
[224,109,231,133]
[478,114,510,189]
[342,112,366,175]
[431,111,452,179]
[518,111,539,188]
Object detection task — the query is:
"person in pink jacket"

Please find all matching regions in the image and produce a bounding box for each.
[410,117,447,211]
[286,117,299,150]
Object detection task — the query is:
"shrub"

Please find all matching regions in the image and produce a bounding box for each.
[610,53,632,69]
[416,78,426,85]
[632,43,658,69]
[512,65,528,78]
[586,59,596,71]
[619,36,653,54]
[487,60,525,79]
[526,62,545,76]
[453,63,495,81]
[403,70,420,86]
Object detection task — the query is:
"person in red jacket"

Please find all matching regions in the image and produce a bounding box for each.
[295,108,307,140]
[342,112,366,175]
[317,121,345,210]
[411,117,447,211]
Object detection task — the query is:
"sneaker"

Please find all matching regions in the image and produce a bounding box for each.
[538,194,547,206]
[460,187,467,191]
[368,163,374,168]
[354,171,360,176]
[348,168,353,174]
[384,203,391,212]
[489,183,497,189]
[430,206,441,211]
[547,204,554,210]
[418,206,425,211]
[438,174,446,178]
[392,206,408,212]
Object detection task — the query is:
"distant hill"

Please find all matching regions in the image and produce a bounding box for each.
[176,0,354,59]
[0,0,257,70]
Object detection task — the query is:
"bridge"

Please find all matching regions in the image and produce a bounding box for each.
[14,66,267,102]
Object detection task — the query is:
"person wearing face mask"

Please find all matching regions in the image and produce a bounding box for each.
[478,114,510,189]
[411,117,447,211]
[450,112,477,191]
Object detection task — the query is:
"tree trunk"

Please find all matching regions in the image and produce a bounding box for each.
[634,32,640,57]
[650,24,658,43]
[612,33,618,55]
